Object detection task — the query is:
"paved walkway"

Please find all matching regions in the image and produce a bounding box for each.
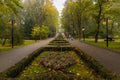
[0,38,53,72]
[69,40,120,75]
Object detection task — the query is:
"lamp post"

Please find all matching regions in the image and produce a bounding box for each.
[106,18,109,47]
[103,17,111,47]
[8,19,16,48]
[11,19,14,48]
[82,27,85,41]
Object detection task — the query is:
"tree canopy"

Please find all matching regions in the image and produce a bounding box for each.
[22,0,59,39]
[0,0,120,46]
[0,0,59,46]
[61,0,120,41]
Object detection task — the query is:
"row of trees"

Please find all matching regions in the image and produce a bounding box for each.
[0,0,59,46]
[22,0,59,39]
[61,0,120,42]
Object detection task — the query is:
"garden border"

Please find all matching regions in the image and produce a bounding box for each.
[0,47,44,78]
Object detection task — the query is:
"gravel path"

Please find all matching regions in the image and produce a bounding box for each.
[69,40,120,75]
[0,38,53,72]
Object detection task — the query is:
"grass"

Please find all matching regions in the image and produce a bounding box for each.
[0,40,37,53]
[19,51,51,78]
[20,59,48,78]
[83,38,120,53]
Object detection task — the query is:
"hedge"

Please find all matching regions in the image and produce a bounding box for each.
[0,47,44,78]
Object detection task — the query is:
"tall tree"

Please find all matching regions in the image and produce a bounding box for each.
[62,0,120,41]
[62,0,92,39]
[22,0,58,39]
[0,0,23,46]
[91,0,120,42]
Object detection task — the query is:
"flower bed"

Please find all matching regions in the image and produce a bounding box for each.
[18,51,106,79]
[40,52,76,70]
[0,49,119,80]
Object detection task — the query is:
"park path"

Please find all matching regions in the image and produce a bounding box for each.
[69,40,120,76]
[0,38,53,72]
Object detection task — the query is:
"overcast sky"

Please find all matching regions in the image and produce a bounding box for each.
[53,0,66,15]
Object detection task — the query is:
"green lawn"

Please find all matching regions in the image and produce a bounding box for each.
[0,40,37,53]
[83,38,120,53]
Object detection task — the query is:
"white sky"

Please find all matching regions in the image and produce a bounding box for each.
[53,0,66,15]
[22,0,66,15]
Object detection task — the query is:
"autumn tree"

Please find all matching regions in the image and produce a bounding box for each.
[0,0,23,46]
[62,0,120,41]
[62,0,92,39]
[90,0,120,42]
[22,0,58,39]
[31,25,49,41]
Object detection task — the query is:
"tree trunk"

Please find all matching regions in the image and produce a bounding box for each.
[95,2,102,43]
[77,14,82,40]
[95,23,100,43]
[2,38,7,46]
[110,21,114,37]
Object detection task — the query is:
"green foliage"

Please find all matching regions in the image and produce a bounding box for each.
[31,25,50,40]
[0,0,22,16]
[31,25,41,40]
[13,27,24,45]
[62,0,120,41]
[22,0,58,39]
[0,0,24,46]
[40,25,50,39]
[0,0,58,42]
[62,0,93,38]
